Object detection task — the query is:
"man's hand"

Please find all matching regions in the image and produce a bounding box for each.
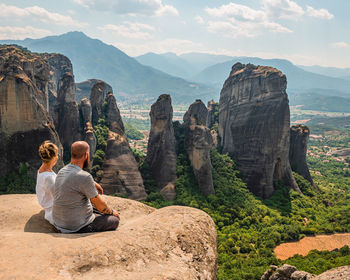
[94,182,103,195]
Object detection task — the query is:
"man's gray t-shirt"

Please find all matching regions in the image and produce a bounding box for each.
[52,164,98,233]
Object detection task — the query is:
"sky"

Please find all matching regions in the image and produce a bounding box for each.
[0,0,349,68]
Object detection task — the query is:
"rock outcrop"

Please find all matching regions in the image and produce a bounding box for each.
[0,194,218,279]
[290,125,315,187]
[79,98,96,163]
[45,53,81,156]
[218,63,301,198]
[146,94,177,200]
[261,264,350,280]
[75,79,112,103]
[184,100,215,195]
[100,93,147,200]
[0,46,63,177]
[90,80,110,125]
[207,100,219,129]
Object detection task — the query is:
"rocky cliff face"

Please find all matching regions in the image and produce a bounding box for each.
[45,53,81,157]
[219,63,301,198]
[100,92,147,200]
[146,94,177,200]
[90,80,110,125]
[290,125,315,187]
[207,100,219,129]
[79,98,96,164]
[0,46,63,177]
[0,194,218,279]
[75,78,112,103]
[184,99,215,196]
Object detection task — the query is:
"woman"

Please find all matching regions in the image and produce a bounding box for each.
[36,141,59,225]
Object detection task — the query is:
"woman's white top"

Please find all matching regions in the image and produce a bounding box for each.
[36,171,56,225]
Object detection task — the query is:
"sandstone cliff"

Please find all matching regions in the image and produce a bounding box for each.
[0,46,63,177]
[184,99,215,196]
[75,79,112,103]
[79,98,96,164]
[45,53,81,157]
[207,100,219,129]
[0,194,218,280]
[261,264,350,280]
[219,63,301,198]
[146,94,177,200]
[90,80,110,125]
[290,125,315,187]
[99,92,147,200]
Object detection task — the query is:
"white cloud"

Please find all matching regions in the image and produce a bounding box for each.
[205,2,292,38]
[0,25,52,40]
[331,42,349,48]
[306,6,334,20]
[195,16,205,25]
[74,0,178,16]
[262,0,304,20]
[206,3,266,22]
[99,22,155,40]
[0,4,86,27]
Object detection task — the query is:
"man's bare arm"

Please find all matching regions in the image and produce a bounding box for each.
[90,195,120,219]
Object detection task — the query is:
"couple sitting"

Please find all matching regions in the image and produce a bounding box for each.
[36,140,120,233]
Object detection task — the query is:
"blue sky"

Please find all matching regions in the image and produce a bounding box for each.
[0,0,349,67]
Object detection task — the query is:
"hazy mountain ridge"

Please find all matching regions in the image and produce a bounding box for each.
[0,32,216,104]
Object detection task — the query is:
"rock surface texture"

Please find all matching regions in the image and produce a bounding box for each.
[46,53,81,155]
[219,63,301,198]
[75,79,112,103]
[261,264,350,280]
[184,99,215,195]
[100,93,147,200]
[146,94,177,200]
[0,194,218,280]
[90,80,110,125]
[79,98,96,163]
[290,125,315,187]
[0,46,63,177]
[206,100,219,129]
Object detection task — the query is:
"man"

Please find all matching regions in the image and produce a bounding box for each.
[52,141,120,233]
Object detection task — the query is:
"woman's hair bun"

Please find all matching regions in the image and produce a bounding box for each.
[38,141,58,163]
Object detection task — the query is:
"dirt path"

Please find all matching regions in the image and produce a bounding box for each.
[274,233,350,260]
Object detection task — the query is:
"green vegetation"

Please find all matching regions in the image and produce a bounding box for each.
[91,118,109,179]
[140,117,350,279]
[123,118,150,131]
[285,246,350,275]
[0,164,35,194]
[125,123,144,140]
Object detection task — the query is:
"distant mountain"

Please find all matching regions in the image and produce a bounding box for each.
[135,52,194,80]
[135,52,233,80]
[299,65,350,79]
[193,57,350,98]
[0,32,216,105]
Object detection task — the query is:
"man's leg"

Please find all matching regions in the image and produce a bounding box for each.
[77,213,119,233]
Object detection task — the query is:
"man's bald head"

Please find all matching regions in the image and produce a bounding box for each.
[71,141,90,159]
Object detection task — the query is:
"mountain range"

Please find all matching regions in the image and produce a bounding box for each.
[0,32,215,105]
[2,31,350,111]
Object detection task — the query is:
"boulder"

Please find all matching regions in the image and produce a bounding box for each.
[146,94,177,200]
[75,79,112,103]
[0,46,63,178]
[0,194,218,280]
[261,264,350,280]
[45,53,81,157]
[100,93,147,200]
[290,125,315,187]
[218,63,301,198]
[184,100,215,195]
